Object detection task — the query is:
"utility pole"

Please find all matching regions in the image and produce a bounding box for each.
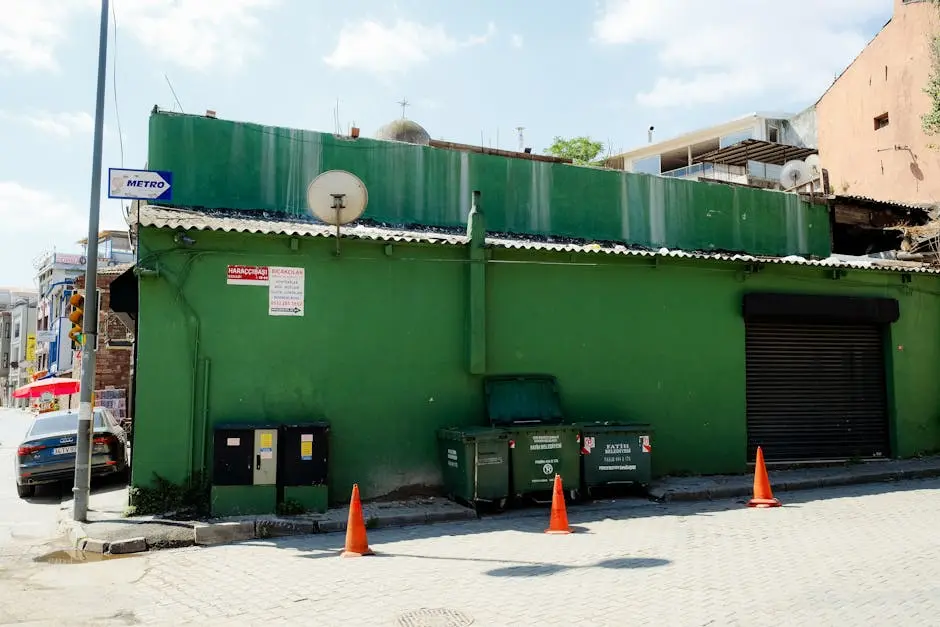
[73,0,109,522]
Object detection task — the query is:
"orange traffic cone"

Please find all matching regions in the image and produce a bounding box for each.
[340,484,375,557]
[545,474,572,534]
[747,447,781,508]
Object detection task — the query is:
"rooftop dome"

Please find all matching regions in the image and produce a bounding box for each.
[374,119,431,146]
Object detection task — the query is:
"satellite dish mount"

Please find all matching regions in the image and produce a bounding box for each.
[330,193,346,253]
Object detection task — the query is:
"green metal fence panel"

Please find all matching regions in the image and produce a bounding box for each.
[147,112,831,258]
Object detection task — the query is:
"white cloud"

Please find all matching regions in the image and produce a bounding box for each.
[0,110,94,138]
[324,20,496,75]
[0,0,90,72]
[0,182,87,285]
[511,34,524,49]
[593,0,890,108]
[116,0,278,72]
[0,0,276,74]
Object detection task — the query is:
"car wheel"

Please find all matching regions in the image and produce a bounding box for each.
[16,483,35,499]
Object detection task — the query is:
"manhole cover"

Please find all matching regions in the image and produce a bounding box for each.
[396,608,474,627]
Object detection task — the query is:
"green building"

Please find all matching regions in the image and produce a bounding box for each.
[118,111,940,512]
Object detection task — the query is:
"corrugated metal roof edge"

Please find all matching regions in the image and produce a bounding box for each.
[832,194,935,213]
[132,205,940,276]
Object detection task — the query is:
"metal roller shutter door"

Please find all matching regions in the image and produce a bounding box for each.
[745,321,890,462]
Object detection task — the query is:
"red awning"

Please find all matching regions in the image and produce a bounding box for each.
[13,377,80,399]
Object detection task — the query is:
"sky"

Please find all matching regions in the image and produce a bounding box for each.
[0,0,895,286]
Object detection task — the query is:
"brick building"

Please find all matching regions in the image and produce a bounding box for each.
[817,0,940,204]
[74,265,135,423]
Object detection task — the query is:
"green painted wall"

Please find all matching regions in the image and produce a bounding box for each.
[147,111,831,258]
[132,227,940,502]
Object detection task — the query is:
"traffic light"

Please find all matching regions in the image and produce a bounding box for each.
[68,292,84,349]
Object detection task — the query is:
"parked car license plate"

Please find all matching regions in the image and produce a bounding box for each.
[52,446,76,455]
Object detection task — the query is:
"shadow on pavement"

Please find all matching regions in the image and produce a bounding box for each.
[485,557,670,578]
[293,541,671,577]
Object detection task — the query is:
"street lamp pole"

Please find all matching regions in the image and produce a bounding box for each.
[73,0,109,522]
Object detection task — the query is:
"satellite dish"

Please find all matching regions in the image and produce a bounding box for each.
[306,170,368,226]
[780,160,812,190]
[804,154,821,176]
[306,170,369,256]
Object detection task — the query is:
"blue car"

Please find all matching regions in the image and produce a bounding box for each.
[14,407,129,498]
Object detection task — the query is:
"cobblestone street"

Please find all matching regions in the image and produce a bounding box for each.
[1,478,939,626]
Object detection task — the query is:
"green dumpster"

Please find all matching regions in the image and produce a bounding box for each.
[506,424,581,500]
[484,375,581,501]
[437,426,510,510]
[576,422,652,494]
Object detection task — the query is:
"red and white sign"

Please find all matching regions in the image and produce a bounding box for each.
[641,435,651,453]
[227,265,269,286]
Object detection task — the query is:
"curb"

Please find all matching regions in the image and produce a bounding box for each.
[247,508,478,543]
[65,508,479,552]
[648,465,940,503]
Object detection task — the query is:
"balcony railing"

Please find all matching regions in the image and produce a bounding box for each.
[662,162,748,183]
[662,160,785,184]
[746,161,784,182]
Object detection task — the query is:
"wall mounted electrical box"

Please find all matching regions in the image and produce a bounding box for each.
[278,422,330,513]
[211,423,278,516]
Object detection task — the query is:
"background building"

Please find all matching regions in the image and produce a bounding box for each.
[33,230,136,382]
[605,110,818,189]
[0,310,11,406]
[73,265,135,425]
[0,288,37,406]
[817,0,940,203]
[7,295,37,408]
[33,252,83,380]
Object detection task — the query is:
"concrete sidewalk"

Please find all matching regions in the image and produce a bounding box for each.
[60,454,940,554]
[648,454,940,501]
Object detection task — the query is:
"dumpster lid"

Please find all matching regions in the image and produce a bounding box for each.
[438,425,508,439]
[214,422,279,431]
[573,421,652,431]
[281,421,330,430]
[484,375,563,425]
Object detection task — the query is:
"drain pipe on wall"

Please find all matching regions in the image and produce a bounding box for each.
[467,190,487,374]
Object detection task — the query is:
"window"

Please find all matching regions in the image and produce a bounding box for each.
[13,323,20,339]
[632,155,662,175]
[28,410,106,436]
[3,323,8,339]
[719,129,754,148]
[874,113,889,130]
[1,353,7,369]
[768,127,779,143]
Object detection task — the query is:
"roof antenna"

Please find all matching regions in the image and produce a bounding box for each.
[164,73,184,113]
[516,126,525,152]
[648,125,655,143]
[397,97,410,119]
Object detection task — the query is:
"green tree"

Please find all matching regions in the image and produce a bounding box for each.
[924,1,940,136]
[923,36,940,135]
[545,136,604,165]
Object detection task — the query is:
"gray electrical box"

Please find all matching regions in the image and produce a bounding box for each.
[211,422,279,517]
[253,428,278,486]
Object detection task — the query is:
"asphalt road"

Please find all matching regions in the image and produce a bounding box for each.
[1,476,938,626]
[0,408,68,566]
